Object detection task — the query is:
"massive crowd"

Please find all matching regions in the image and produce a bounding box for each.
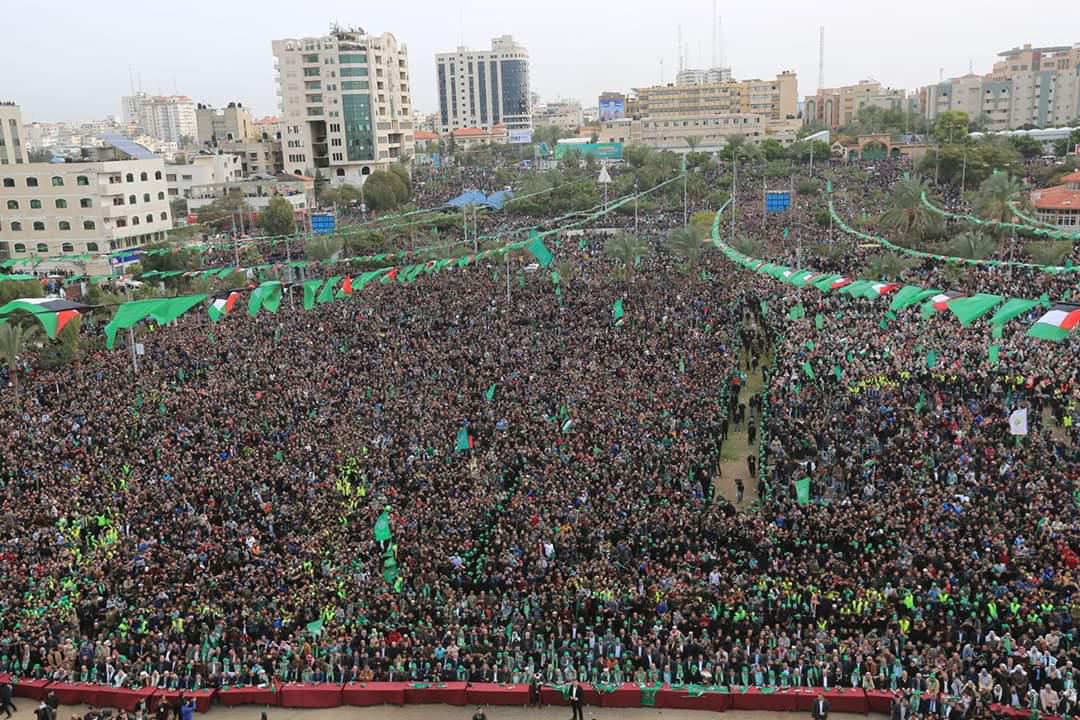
[2,157,1079,720]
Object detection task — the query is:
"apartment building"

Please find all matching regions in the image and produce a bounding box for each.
[273,26,413,185]
[633,72,798,122]
[121,93,198,143]
[436,35,531,133]
[0,137,170,272]
[195,103,257,146]
[803,80,910,128]
[596,114,764,152]
[533,100,583,130]
[0,103,28,165]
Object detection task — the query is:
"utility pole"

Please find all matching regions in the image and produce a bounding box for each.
[124,283,139,374]
[730,145,736,242]
[505,251,511,304]
[634,181,639,235]
[683,171,688,228]
[960,151,967,194]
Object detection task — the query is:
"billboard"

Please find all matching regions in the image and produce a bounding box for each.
[765,191,792,214]
[599,98,625,121]
[508,128,534,145]
[311,213,337,235]
[553,143,623,161]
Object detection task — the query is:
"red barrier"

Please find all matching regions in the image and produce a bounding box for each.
[792,688,868,714]
[867,690,902,714]
[0,676,52,701]
[656,686,733,711]
[540,684,602,707]
[277,683,343,709]
[152,689,216,713]
[465,683,530,706]
[599,683,641,708]
[217,686,279,707]
[95,686,157,711]
[732,687,800,712]
[403,682,468,706]
[342,682,408,706]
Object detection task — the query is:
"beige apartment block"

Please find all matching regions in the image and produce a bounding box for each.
[0,103,29,165]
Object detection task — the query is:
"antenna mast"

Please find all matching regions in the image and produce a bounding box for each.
[817,26,825,90]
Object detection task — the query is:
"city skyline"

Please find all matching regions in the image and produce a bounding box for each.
[5,0,1078,124]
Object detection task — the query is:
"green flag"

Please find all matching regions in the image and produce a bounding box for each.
[926,350,938,369]
[484,383,497,401]
[306,619,324,637]
[526,231,554,267]
[988,345,1000,365]
[831,365,843,381]
[783,227,790,239]
[915,392,926,414]
[302,279,324,310]
[455,425,472,452]
[795,477,811,505]
[247,281,283,317]
[815,313,825,330]
[613,298,625,325]
[826,180,833,193]
[800,362,815,380]
[318,275,342,304]
[374,510,392,542]
[787,304,805,321]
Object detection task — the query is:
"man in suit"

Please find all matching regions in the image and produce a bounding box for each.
[812,693,830,720]
[569,681,585,720]
[890,696,910,720]
[0,683,16,720]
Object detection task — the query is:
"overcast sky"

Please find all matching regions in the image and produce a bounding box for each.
[8,0,1077,123]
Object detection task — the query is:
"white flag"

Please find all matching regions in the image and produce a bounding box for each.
[1009,408,1028,436]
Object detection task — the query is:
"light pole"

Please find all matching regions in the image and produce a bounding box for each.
[634,182,639,236]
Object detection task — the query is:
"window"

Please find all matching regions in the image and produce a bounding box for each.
[125,173,134,182]
[157,191,165,200]
[160,211,168,221]
[36,243,48,253]
[143,193,150,202]
[80,198,92,208]
[10,222,21,231]
[154,171,162,180]
[129,195,137,205]
[166,174,177,182]
[61,243,74,252]
[55,198,67,209]
[339,53,367,63]
[30,199,41,209]
[146,214,153,223]
[86,242,99,252]
[132,216,140,225]
[303,68,321,77]
[2,178,12,187]
[32,221,45,231]
[303,53,319,62]
[51,176,64,187]
[115,218,127,228]
[342,81,368,91]
[5,200,16,209]
[83,220,95,230]
[26,177,38,187]
[341,67,368,77]
[13,243,25,253]
[140,172,148,181]
[77,175,89,186]
[59,221,71,231]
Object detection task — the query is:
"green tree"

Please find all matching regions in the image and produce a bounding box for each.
[1008,134,1045,160]
[879,177,936,242]
[259,196,297,236]
[1026,241,1072,266]
[971,172,1023,224]
[194,191,251,229]
[313,169,329,207]
[0,322,39,396]
[761,139,788,162]
[731,235,764,258]
[665,227,703,274]
[0,279,44,306]
[1053,128,1080,157]
[932,111,971,144]
[37,315,82,370]
[684,136,702,153]
[863,253,916,281]
[604,232,651,280]
[363,171,408,211]
[306,235,343,262]
[945,231,999,260]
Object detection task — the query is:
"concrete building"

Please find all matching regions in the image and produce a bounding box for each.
[0,103,29,165]
[195,103,256,146]
[165,153,244,200]
[253,116,282,141]
[122,93,198,144]
[633,72,798,122]
[186,175,310,216]
[450,125,507,150]
[219,139,284,177]
[924,43,1080,130]
[272,26,414,186]
[803,80,911,129]
[1032,170,1080,227]
[676,67,733,86]
[0,137,170,272]
[533,100,583,130]
[436,35,531,134]
[596,113,763,152]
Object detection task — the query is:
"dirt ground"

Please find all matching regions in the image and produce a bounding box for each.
[714,345,769,510]
[8,702,884,720]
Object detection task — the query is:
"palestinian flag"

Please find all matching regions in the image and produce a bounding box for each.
[335,276,353,299]
[866,282,901,298]
[1028,303,1080,342]
[455,424,474,452]
[828,277,853,291]
[381,267,399,283]
[208,291,240,322]
[0,297,88,338]
[928,292,966,312]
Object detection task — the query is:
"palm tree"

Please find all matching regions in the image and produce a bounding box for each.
[684,136,702,153]
[553,258,577,287]
[972,172,1023,224]
[879,177,936,243]
[1026,241,1072,267]
[604,232,651,281]
[666,227,703,275]
[306,235,344,262]
[945,231,999,260]
[0,322,39,397]
[812,243,846,262]
[731,235,765,258]
[863,253,916,281]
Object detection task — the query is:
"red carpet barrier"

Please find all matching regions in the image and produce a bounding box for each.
[402,682,468,705]
[276,682,343,709]
[465,683,530,705]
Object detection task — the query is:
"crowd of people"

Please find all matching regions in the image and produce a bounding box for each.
[1,156,1079,720]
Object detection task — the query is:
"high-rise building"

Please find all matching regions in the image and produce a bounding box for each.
[436,35,531,134]
[924,43,1080,130]
[803,80,911,129]
[0,103,29,165]
[121,93,198,144]
[633,72,798,122]
[272,26,413,185]
[195,102,256,146]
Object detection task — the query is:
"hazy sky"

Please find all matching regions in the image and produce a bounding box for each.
[8,0,1077,122]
